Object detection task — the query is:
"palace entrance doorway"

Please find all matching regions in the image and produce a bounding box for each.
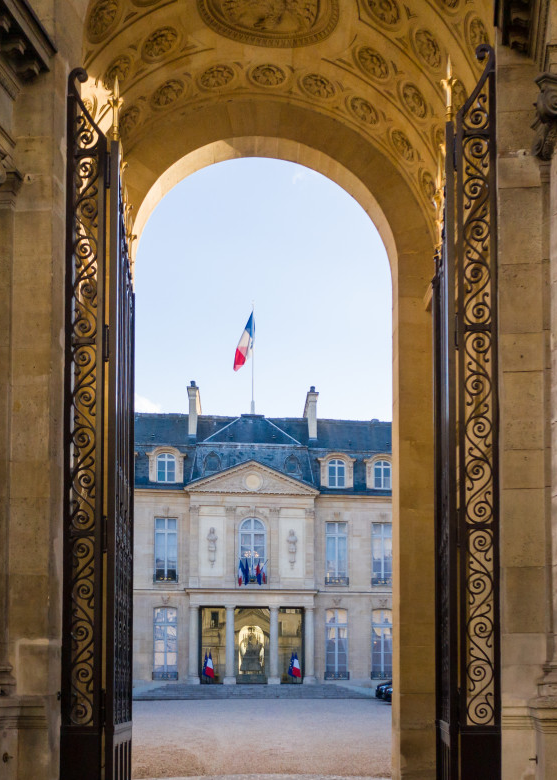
[60,3,498,779]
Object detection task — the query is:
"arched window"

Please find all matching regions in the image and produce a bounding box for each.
[204,452,221,474]
[153,607,178,680]
[325,608,348,679]
[239,517,266,575]
[373,460,391,490]
[371,609,392,679]
[157,452,176,483]
[328,458,346,488]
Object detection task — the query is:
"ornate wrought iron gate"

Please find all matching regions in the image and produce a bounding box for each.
[61,68,134,780]
[433,45,500,779]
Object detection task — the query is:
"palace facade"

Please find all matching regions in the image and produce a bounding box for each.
[133,385,393,685]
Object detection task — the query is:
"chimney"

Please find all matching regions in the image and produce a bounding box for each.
[187,381,202,439]
[303,386,318,440]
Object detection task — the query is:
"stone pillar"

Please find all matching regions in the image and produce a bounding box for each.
[303,606,316,684]
[268,606,280,684]
[187,604,200,684]
[223,605,236,684]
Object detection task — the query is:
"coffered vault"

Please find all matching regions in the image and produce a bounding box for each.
[80,0,492,239]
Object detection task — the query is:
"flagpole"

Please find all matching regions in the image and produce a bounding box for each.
[250,301,255,414]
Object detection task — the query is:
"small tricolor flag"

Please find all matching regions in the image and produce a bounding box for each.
[288,651,301,679]
[202,650,214,679]
[233,312,255,371]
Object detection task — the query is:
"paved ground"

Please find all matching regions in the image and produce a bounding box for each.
[132,699,392,779]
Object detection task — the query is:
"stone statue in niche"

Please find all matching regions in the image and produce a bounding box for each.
[240,628,263,672]
[287,528,298,568]
[207,527,218,567]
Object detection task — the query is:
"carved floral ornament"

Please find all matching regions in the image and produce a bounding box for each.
[413,28,442,70]
[142,27,179,61]
[151,79,185,108]
[196,0,339,48]
[532,73,557,161]
[348,96,379,125]
[199,64,235,89]
[355,46,389,80]
[391,129,415,162]
[467,15,488,50]
[401,82,427,119]
[86,0,121,42]
[249,63,287,87]
[300,72,335,99]
[103,55,132,91]
[365,0,401,26]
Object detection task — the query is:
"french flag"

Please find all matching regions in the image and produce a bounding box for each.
[233,312,255,371]
[292,652,301,678]
[205,651,215,679]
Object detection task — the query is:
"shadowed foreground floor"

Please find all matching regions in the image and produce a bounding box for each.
[132,700,392,779]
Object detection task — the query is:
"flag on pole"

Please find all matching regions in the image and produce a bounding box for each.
[202,651,208,676]
[288,652,295,678]
[233,312,255,371]
[256,561,262,585]
[206,651,215,679]
[292,652,301,678]
[241,557,249,585]
[238,559,243,587]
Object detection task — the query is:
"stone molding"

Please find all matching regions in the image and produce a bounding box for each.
[532,72,557,161]
[0,0,56,85]
[0,695,47,729]
[186,459,319,496]
[529,695,557,733]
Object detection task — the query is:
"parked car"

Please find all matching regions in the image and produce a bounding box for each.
[375,680,392,699]
[383,685,393,703]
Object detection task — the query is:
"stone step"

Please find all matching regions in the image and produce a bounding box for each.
[133,683,374,701]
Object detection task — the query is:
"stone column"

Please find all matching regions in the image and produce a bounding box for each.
[268,606,280,684]
[223,605,236,684]
[187,604,201,684]
[303,606,316,684]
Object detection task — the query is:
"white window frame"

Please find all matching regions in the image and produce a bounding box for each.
[317,453,356,489]
[325,608,348,679]
[371,522,392,586]
[325,521,348,585]
[154,517,178,582]
[238,517,267,580]
[153,606,178,680]
[371,609,392,679]
[146,446,185,483]
[364,455,392,490]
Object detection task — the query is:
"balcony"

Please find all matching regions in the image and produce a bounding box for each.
[324,671,350,680]
[325,575,349,586]
[371,576,392,586]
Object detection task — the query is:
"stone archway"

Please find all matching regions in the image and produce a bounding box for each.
[72,2,493,777]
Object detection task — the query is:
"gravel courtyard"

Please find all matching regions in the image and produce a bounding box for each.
[132,699,392,779]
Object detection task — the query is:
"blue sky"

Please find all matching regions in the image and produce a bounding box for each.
[134,157,392,421]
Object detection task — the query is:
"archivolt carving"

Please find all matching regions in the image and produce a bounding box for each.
[413,28,441,70]
[420,168,435,206]
[467,15,488,49]
[364,0,400,26]
[86,0,121,42]
[142,27,179,61]
[348,96,379,125]
[103,55,132,90]
[199,64,235,88]
[391,129,414,162]
[151,79,184,108]
[120,105,141,137]
[401,82,427,119]
[300,72,335,99]
[355,46,389,80]
[437,0,459,9]
[197,0,339,48]
[453,79,467,111]
[249,63,287,87]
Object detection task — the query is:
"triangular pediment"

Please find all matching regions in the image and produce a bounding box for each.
[186,460,318,496]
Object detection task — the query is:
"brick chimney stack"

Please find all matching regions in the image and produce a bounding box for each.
[187,381,202,440]
[303,386,319,440]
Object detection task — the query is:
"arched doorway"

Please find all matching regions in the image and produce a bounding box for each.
[61,3,496,778]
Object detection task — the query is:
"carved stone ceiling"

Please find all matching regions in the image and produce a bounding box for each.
[82,0,492,234]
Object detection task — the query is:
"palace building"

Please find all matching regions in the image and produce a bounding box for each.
[133,385,393,685]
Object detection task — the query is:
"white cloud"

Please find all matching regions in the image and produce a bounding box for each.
[292,169,306,185]
[135,393,162,413]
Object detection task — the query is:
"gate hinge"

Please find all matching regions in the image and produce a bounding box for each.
[102,514,108,553]
[100,688,106,727]
[105,154,111,188]
[103,324,110,361]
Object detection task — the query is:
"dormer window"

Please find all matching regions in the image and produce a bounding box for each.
[364,456,392,491]
[328,459,345,488]
[318,453,356,489]
[204,452,221,474]
[157,453,176,483]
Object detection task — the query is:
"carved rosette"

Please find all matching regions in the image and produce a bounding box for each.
[103,55,132,91]
[347,96,379,126]
[364,0,401,26]
[196,0,339,48]
[532,73,557,161]
[401,82,427,119]
[453,79,467,112]
[249,63,287,87]
[300,72,336,100]
[120,105,141,138]
[199,64,235,89]
[354,46,389,80]
[150,79,185,109]
[141,27,179,62]
[412,28,442,70]
[420,169,436,206]
[391,129,415,162]
[466,15,489,50]
[86,0,121,42]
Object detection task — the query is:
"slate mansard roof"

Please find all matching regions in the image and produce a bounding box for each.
[134,412,392,495]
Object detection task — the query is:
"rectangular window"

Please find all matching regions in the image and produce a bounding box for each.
[155,517,178,582]
[325,608,349,680]
[153,607,178,680]
[372,523,392,586]
[325,522,348,585]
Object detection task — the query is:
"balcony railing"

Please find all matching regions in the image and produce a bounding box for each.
[154,572,178,583]
[152,671,178,680]
[325,575,349,586]
[371,576,392,586]
[324,671,350,680]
